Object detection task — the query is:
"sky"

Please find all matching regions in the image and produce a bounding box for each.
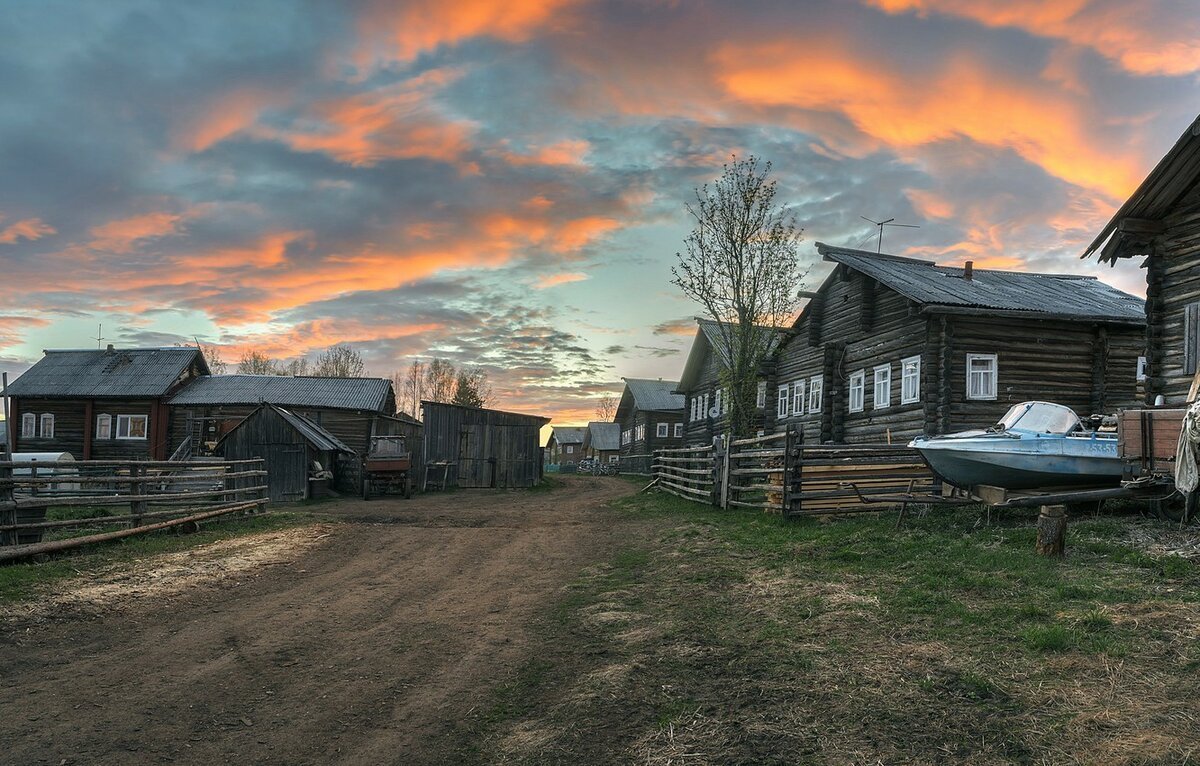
[2,0,1199,426]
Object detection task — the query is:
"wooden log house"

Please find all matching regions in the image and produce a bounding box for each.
[675,319,785,446]
[5,346,209,460]
[546,426,586,465]
[1083,114,1200,406]
[615,378,685,470]
[421,401,549,488]
[582,421,621,464]
[767,243,1147,444]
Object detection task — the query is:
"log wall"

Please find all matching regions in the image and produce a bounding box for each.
[1147,182,1200,404]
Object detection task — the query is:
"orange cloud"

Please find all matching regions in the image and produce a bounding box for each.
[89,211,187,253]
[173,87,281,152]
[533,272,589,289]
[497,139,591,167]
[0,315,50,350]
[0,217,55,244]
[864,0,1200,76]
[906,189,955,220]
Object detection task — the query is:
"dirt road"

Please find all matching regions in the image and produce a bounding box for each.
[1,476,639,765]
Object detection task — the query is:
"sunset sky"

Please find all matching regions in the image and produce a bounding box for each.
[3,0,1199,424]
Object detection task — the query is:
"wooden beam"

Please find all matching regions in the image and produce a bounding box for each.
[1117,217,1166,235]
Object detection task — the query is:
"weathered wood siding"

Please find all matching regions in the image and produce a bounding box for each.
[169,404,386,457]
[618,409,684,456]
[11,398,160,458]
[219,407,323,502]
[422,402,545,488]
[1146,182,1200,404]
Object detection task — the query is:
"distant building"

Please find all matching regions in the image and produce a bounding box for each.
[615,378,684,470]
[421,401,549,488]
[546,426,586,464]
[582,422,620,464]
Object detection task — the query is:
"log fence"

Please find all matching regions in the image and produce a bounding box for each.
[650,444,715,504]
[0,458,269,562]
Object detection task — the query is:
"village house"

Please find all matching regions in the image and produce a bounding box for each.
[5,346,209,459]
[675,318,786,446]
[546,426,586,465]
[582,421,621,464]
[615,378,684,471]
[766,243,1146,444]
[1083,114,1200,406]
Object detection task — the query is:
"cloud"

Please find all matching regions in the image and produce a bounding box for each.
[533,272,590,289]
[0,217,55,244]
[653,318,696,336]
[88,211,189,253]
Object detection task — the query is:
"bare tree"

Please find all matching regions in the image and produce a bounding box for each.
[393,360,427,418]
[595,394,618,421]
[672,155,805,437]
[312,344,365,378]
[425,358,457,403]
[179,341,227,374]
[452,367,493,409]
[280,358,310,377]
[238,349,279,375]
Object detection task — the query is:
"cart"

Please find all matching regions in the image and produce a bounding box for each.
[362,435,413,500]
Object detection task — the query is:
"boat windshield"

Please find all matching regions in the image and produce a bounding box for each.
[996,402,1081,435]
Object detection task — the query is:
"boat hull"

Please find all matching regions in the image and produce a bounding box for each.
[912,436,1122,491]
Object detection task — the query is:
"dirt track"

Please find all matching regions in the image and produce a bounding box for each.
[0,476,638,765]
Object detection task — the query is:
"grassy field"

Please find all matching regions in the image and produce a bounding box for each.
[470,489,1200,765]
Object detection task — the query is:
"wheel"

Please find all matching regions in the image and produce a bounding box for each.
[1151,490,1197,523]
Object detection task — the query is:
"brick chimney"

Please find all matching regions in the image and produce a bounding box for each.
[963,261,973,281]
[105,343,115,354]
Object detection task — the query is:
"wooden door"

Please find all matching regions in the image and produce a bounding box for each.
[261,443,308,502]
[457,425,491,488]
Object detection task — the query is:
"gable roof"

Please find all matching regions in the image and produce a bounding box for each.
[817,243,1145,323]
[169,374,394,412]
[584,422,620,452]
[677,318,787,391]
[1084,115,1200,263]
[5,347,207,399]
[621,378,684,413]
[550,427,586,445]
[216,403,352,453]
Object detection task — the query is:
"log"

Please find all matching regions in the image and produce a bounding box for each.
[1035,505,1067,557]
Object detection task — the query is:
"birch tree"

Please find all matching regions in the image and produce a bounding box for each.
[671,155,805,437]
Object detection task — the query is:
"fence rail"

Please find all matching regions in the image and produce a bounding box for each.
[651,444,715,504]
[0,458,269,562]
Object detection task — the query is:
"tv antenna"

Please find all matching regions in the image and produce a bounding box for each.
[95,323,105,349]
[860,216,920,253]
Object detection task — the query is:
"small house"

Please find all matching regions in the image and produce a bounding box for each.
[583,422,621,464]
[217,403,352,502]
[1083,114,1200,405]
[5,346,209,459]
[546,426,586,465]
[768,243,1146,443]
[615,378,685,471]
[421,401,549,488]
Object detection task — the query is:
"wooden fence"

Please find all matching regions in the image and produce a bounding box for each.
[651,429,937,516]
[0,458,269,562]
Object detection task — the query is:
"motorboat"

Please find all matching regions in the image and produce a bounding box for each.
[908,401,1122,490]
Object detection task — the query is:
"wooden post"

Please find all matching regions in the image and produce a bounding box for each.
[710,436,723,507]
[130,464,146,527]
[29,460,38,498]
[1035,504,1067,557]
[720,435,732,510]
[0,463,12,546]
[782,426,797,517]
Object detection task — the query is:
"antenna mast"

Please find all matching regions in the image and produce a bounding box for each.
[860,216,920,253]
[95,324,105,349]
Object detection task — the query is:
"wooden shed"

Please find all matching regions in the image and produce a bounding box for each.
[216,403,352,502]
[421,401,549,488]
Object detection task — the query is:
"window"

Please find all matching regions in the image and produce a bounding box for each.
[636,423,645,441]
[777,384,790,418]
[690,396,698,421]
[1137,356,1148,382]
[674,423,683,438]
[565,445,574,455]
[792,380,805,417]
[609,454,619,463]
[95,413,112,440]
[39,413,55,438]
[849,370,865,413]
[701,393,709,419]
[21,413,35,438]
[712,389,722,418]
[720,388,729,415]
[657,423,669,438]
[901,356,921,405]
[966,354,998,400]
[873,364,891,409]
[809,375,823,413]
[756,381,767,408]
[116,414,149,440]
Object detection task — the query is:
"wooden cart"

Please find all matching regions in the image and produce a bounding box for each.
[362,435,413,500]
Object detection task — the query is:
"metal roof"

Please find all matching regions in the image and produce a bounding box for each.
[1084,115,1200,263]
[550,427,586,445]
[818,243,1145,323]
[622,378,684,412]
[677,319,787,391]
[169,374,394,412]
[585,422,620,452]
[216,403,352,453]
[5,347,206,398]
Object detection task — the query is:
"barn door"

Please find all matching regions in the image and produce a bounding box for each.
[457,425,491,488]
[261,444,308,502]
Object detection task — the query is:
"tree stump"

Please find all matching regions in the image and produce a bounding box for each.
[1035,504,1067,557]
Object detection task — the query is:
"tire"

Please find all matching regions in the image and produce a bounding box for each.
[1153,490,1198,523]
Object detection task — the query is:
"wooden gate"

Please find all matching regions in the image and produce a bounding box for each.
[260,443,307,502]
[458,425,492,488]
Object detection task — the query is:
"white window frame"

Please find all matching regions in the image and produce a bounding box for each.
[96,413,112,440]
[720,388,729,415]
[901,355,921,405]
[1137,356,1148,382]
[565,445,574,455]
[809,375,823,413]
[701,393,709,419]
[849,370,865,413]
[756,381,767,408]
[873,364,891,410]
[116,414,149,440]
[21,412,36,438]
[777,384,790,418]
[792,380,805,417]
[656,422,669,438]
[673,422,683,438]
[712,388,722,417]
[608,454,619,463]
[39,413,55,438]
[966,353,998,401]
[690,396,698,422]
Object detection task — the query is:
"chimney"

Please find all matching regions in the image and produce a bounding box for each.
[963,261,973,281]
[105,343,115,354]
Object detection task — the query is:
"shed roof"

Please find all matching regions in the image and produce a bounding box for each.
[216,403,352,453]
[622,378,685,412]
[585,422,620,452]
[1083,115,1200,263]
[551,427,586,445]
[169,374,394,412]
[5,347,207,399]
[818,243,1145,323]
[420,400,551,426]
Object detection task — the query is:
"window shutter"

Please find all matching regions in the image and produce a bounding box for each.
[1188,303,1200,375]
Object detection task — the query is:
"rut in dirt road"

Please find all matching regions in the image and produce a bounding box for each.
[0,476,639,766]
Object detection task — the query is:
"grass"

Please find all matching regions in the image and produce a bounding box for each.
[471,487,1200,765]
[0,510,315,605]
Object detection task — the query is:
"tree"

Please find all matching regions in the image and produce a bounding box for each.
[452,367,493,409]
[203,345,228,375]
[671,155,805,437]
[425,358,457,403]
[238,349,279,375]
[595,394,618,421]
[312,344,365,377]
[394,360,427,418]
[280,358,310,377]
